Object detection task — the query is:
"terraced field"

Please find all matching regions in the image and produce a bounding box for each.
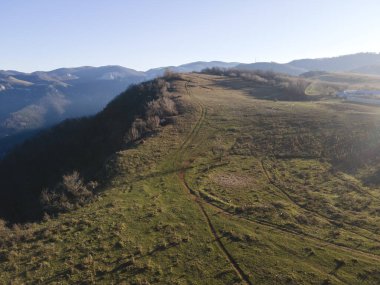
[1,73,380,284]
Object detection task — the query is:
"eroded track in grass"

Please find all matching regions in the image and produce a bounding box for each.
[169,76,380,285]
[178,79,380,263]
[175,81,253,285]
[179,171,253,285]
[182,173,380,262]
[183,158,380,260]
[260,158,380,244]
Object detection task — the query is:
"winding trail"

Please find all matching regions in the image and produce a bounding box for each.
[183,174,380,262]
[173,77,380,285]
[179,171,253,285]
[176,80,253,285]
[184,156,380,260]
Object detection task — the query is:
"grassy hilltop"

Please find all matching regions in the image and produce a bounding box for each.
[1,72,380,284]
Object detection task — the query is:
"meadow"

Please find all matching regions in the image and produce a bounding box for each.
[1,73,380,284]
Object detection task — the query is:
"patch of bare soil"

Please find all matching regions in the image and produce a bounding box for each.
[211,172,253,188]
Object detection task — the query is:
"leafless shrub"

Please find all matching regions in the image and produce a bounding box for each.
[146,96,178,117]
[124,78,179,145]
[127,119,147,141]
[163,69,182,80]
[146,115,160,130]
[146,100,161,117]
[40,171,97,214]
[0,219,6,229]
[127,125,140,141]
[126,95,178,142]
[0,219,9,239]
[159,96,178,116]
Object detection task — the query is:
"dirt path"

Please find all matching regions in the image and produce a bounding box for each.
[176,81,253,285]
[179,171,253,285]
[191,178,380,262]
[183,158,380,262]
[173,78,380,285]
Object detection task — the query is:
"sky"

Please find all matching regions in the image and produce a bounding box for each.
[1,0,380,72]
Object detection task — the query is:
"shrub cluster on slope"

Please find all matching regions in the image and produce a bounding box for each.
[40,171,98,214]
[0,77,179,223]
[202,67,310,100]
[126,79,178,142]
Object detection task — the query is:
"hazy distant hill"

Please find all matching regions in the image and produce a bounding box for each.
[236,53,380,75]
[0,66,147,157]
[236,62,307,76]
[146,61,239,78]
[350,64,380,75]
[289,52,380,72]
[0,65,146,131]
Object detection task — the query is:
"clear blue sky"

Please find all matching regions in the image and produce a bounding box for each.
[1,0,380,72]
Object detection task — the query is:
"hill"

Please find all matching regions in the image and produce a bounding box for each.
[222,53,380,77]
[350,64,380,75]
[0,62,239,157]
[3,53,380,158]
[300,70,380,89]
[236,62,307,76]
[0,66,147,157]
[0,76,179,222]
[289,52,380,72]
[1,73,380,283]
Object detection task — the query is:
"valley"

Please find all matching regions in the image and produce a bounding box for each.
[1,73,380,284]
[2,53,380,158]
[3,1,380,283]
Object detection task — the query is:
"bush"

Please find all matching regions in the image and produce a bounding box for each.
[126,85,178,142]
[0,76,181,222]
[163,69,182,81]
[40,171,97,214]
[0,219,9,239]
[146,115,160,130]
[146,96,178,118]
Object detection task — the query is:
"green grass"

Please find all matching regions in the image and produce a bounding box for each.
[2,73,380,284]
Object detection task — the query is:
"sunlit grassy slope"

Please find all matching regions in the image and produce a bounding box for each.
[2,73,380,284]
[304,71,380,95]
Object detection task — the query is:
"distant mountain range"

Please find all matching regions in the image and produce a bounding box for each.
[1,52,380,156]
[237,52,380,76]
[0,61,239,156]
[0,66,144,157]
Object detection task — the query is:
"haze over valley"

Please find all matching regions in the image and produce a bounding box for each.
[3,53,380,157]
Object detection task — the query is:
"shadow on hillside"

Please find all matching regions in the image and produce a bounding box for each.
[127,165,194,184]
[0,79,170,224]
[209,77,312,101]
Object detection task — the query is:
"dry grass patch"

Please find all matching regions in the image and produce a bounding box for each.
[211,172,254,188]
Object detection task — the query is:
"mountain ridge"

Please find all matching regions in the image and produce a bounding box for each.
[2,52,380,157]
[2,72,380,283]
